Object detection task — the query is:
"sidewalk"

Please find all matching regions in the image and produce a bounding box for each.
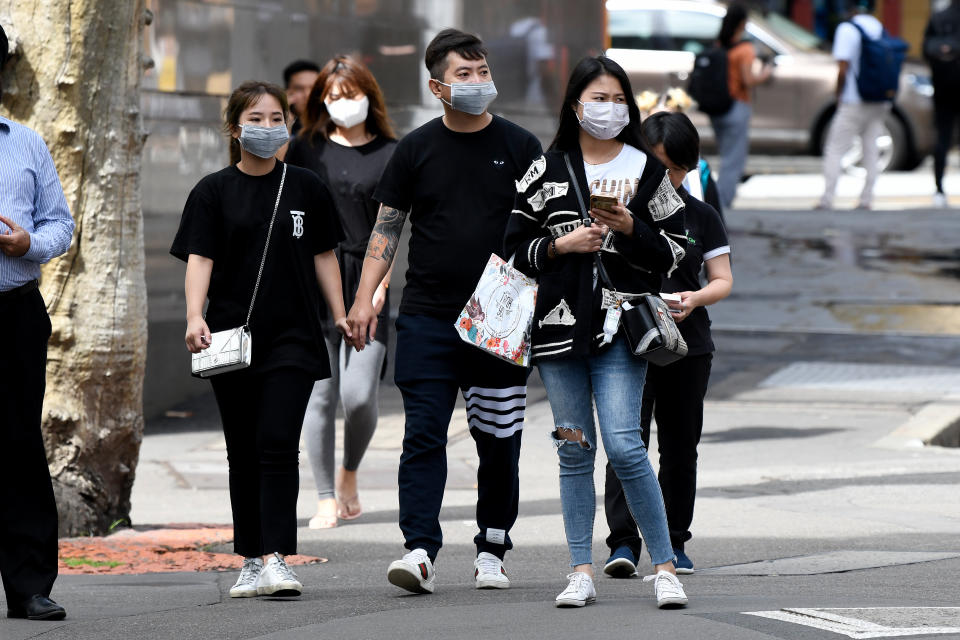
[733,170,960,211]
[4,360,958,639]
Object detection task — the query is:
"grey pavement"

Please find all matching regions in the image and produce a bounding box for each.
[6,198,960,638]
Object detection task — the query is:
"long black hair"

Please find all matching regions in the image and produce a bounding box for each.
[548,56,646,153]
[718,3,748,48]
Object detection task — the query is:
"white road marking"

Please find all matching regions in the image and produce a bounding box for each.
[744,607,960,638]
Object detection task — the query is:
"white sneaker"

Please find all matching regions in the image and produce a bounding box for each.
[643,570,688,608]
[387,548,435,594]
[474,552,509,589]
[934,192,948,208]
[229,557,263,598]
[257,553,303,597]
[555,572,596,607]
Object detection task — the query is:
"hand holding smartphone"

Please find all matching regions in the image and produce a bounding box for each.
[589,194,618,213]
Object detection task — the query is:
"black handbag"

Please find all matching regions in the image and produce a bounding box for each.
[562,153,688,366]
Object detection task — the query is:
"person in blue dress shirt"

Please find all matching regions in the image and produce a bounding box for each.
[0,23,75,622]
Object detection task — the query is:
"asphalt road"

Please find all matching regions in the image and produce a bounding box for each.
[15,181,960,638]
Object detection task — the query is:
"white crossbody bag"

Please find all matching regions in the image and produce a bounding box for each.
[191,163,287,377]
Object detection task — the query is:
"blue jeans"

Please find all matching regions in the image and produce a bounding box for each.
[537,338,674,568]
[710,99,752,209]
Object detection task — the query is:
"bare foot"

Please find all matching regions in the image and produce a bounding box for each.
[308,497,338,529]
[336,467,362,520]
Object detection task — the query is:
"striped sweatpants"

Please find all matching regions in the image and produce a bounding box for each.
[394,313,529,562]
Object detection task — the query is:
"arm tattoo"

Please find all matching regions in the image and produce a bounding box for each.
[366,205,408,263]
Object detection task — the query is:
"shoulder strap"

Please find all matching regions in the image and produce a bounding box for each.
[245,162,287,328]
[562,152,615,290]
[847,19,869,41]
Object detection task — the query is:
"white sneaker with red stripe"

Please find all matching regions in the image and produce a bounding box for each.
[474,552,510,589]
[387,548,435,594]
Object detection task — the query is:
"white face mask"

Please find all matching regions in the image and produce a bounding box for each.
[577,100,630,140]
[325,95,370,129]
[435,80,498,115]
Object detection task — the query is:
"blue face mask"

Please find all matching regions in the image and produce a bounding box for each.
[237,124,289,159]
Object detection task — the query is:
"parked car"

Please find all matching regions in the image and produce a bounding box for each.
[605,0,936,172]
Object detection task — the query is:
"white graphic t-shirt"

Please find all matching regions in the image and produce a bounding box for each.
[584,143,648,205]
[583,143,649,289]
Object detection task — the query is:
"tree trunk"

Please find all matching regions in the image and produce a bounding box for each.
[0,1,149,536]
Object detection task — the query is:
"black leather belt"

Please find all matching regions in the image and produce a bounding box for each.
[0,279,39,299]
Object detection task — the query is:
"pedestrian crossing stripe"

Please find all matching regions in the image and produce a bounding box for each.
[744,607,960,638]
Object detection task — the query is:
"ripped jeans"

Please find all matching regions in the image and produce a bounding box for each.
[537,338,674,568]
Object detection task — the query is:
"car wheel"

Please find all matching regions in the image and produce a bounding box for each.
[820,111,909,176]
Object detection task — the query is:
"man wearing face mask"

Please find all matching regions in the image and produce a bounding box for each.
[347,28,542,595]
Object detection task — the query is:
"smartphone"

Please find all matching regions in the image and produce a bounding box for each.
[590,194,618,213]
[660,292,683,314]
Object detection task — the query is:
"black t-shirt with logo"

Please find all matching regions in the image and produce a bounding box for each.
[661,190,730,356]
[170,162,342,378]
[373,115,543,321]
[286,135,396,343]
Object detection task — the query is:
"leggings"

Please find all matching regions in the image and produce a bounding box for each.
[302,333,386,500]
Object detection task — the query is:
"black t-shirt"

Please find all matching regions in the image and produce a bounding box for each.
[661,191,730,356]
[286,134,396,342]
[170,162,341,378]
[374,115,543,320]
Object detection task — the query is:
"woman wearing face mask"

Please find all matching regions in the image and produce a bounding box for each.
[504,56,689,610]
[285,55,397,529]
[171,81,351,599]
[602,111,732,579]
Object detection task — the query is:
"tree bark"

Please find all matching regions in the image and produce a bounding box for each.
[0,1,149,535]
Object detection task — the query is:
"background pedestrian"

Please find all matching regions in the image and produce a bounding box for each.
[817,0,889,211]
[710,3,772,210]
[923,0,960,208]
[286,55,397,529]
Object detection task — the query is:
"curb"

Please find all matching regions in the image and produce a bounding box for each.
[873,397,960,449]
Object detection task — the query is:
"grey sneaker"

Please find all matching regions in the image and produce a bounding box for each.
[257,553,302,597]
[229,557,263,598]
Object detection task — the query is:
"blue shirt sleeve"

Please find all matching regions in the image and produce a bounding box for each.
[23,141,74,264]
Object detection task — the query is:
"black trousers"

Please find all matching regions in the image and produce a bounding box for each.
[934,99,960,194]
[210,366,315,558]
[0,288,59,606]
[604,353,712,555]
[393,314,527,562]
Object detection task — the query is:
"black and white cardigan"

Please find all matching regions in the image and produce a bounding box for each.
[503,146,686,361]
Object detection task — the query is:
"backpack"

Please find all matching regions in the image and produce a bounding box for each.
[848,21,908,102]
[688,41,748,116]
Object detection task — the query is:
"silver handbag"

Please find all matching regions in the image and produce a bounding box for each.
[191,163,287,377]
